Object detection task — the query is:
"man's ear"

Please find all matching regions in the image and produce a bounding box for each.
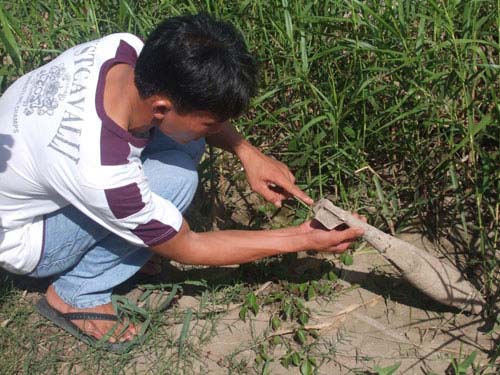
[150,97,174,121]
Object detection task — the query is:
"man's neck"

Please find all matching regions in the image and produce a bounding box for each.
[103,64,152,135]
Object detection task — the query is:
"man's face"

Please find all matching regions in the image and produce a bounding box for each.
[157,107,227,144]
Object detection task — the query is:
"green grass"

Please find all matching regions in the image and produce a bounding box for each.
[1,0,499,373]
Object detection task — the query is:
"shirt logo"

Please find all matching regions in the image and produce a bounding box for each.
[23,64,70,116]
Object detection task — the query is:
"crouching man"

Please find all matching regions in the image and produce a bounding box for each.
[0,13,364,350]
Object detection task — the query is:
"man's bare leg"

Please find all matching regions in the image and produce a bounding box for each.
[45,285,137,343]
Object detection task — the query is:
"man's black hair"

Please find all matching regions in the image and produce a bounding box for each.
[135,13,258,121]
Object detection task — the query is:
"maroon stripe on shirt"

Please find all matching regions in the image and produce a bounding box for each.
[96,39,151,167]
[132,220,178,246]
[115,39,138,66]
[104,183,145,219]
[100,126,131,165]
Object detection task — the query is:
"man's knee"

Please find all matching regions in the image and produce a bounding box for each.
[143,151,199,213]
[172,168,198,213]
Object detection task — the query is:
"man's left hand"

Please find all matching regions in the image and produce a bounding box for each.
[239,146,314,208]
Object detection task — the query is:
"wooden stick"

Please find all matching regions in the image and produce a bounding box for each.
[267,295,383,338]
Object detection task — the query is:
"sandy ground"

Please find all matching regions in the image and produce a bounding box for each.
[3,226,495,374]
[123,176,496,374]
[3,175,495,374]
[122,232,495,374]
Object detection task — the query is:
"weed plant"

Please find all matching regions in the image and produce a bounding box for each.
[1,0,499,373]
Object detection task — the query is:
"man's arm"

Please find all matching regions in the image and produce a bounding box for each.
[151,218,364,266]
[205,120,246,154]
[206,122,314,207]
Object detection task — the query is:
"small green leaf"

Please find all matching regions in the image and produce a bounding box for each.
[298,283,308,294]
[374,362,401,375]
[274,292,285,301]
[239,305,248,322]
[271,336,282,346]
[247,293,259,316]
[344,126,355,138]
[306,285,316,301]
[291,352,301,366]
[258,203,275,214]
[280,354,291,368]
[294,298,305,309]
[328,270,338,281]
[294,329,307,344]
[271,315,281,330]
[283,302,293,320]
[300,360,313,375]
[319,284,329,294]
[298,312,309,326]
[340,253,354,266]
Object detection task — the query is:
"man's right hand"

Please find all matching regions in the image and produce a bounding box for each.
[298,217,365,253]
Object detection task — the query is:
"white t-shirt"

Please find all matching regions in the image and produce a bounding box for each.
[0,34,182,274]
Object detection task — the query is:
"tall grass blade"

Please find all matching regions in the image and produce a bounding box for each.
[0,4,21,69]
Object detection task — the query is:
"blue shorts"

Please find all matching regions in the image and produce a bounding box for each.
[28,132,205,308]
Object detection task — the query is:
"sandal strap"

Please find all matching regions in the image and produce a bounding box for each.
[59,312,118,321]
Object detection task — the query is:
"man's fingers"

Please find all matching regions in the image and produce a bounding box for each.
[258,184,285,207]
[265,181,308,207]
[280,181,313,205]
[333,242,351,253]
[322,227,363,253]
[351,212,367,223]
[335,227,364,243]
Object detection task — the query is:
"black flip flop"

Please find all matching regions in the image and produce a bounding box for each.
[35,297,138,353]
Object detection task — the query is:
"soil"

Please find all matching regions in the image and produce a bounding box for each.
[126,232,495,374]
[2,156,497,374]
[161,163,497,374]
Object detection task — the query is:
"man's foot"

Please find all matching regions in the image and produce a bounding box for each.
[45,285,137,343]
